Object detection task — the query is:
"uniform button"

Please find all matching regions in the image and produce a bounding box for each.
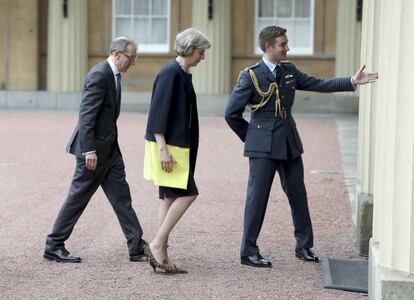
[257,125,261,128]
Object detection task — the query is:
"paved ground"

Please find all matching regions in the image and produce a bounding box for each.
[0,111,365,299]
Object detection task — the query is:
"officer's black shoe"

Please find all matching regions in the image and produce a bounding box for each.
[241,253,272,268]
[295,248,319,262]
[44,248,82,263]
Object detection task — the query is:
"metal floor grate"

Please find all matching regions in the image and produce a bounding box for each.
[321,258,368,293]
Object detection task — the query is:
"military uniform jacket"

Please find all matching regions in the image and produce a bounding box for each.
[225,59,355,160]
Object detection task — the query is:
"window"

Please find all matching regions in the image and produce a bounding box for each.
[255,0,314,55]
[112,0,170,53]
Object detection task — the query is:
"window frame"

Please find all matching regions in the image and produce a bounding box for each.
[112,0,171,54]
[254,0,315,56]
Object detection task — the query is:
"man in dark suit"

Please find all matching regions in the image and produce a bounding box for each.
[44,37,147,263]
[225,26,378,268]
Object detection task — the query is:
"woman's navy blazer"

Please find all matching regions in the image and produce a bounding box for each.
[145,60,198,149]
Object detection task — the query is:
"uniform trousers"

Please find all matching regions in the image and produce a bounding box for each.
[240,156,314,256]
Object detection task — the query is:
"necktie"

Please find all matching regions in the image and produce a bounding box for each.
[273,65,281,81]
[116,73,121,101]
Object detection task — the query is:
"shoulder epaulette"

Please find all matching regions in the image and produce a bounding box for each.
[238,63,260,82]
[244,62,260,72]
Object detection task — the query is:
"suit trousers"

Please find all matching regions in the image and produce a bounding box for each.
[240,156,313,256]
[45,148,145,256]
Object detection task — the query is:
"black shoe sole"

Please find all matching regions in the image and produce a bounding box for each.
[295,253,319,262]
[240,260,272,268]
[43,253,81,263]
[129,255,147,262]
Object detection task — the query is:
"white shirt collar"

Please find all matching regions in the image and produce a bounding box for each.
[262,56,280,73]
[107,56,120,76]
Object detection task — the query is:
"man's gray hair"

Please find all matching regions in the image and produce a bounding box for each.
[174,28,211,57]
[110,36,137,54]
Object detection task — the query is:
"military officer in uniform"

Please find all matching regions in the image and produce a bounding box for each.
[225,26,378,268]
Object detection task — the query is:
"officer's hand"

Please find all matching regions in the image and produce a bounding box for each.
[353,65,379,85]
[85,152,98,171]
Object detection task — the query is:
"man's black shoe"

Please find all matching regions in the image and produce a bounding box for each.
[129,255,146,262]
[295,248,319,262]
[129,244,148,262]
[44,248,81,263]
[241,253,272,268]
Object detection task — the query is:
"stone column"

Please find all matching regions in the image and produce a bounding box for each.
[47,0,87,92]
[0,0,39,90]
[336,0,369,256]
[365,0,414,298]
[191,0,231,94]
[0,0,8,90]
[355,0,381,256]
[335,0,361,78]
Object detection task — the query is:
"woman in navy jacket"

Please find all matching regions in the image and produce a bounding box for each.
[144,28,210,273]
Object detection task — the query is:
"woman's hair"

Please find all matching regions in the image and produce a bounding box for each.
[174,28,211,57]
[258,26,287,52]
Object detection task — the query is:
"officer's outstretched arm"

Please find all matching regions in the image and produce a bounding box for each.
[295,65,355,92]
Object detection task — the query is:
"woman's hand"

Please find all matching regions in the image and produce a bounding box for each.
[159,147,174,172]
[154,133,176,172]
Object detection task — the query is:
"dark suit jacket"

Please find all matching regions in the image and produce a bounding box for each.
[66,60,121,163]
[225,59,355,160]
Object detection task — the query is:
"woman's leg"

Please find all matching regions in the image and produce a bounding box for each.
[158,198,174,229]
[153,197,174,262]
[150,195,197,264]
